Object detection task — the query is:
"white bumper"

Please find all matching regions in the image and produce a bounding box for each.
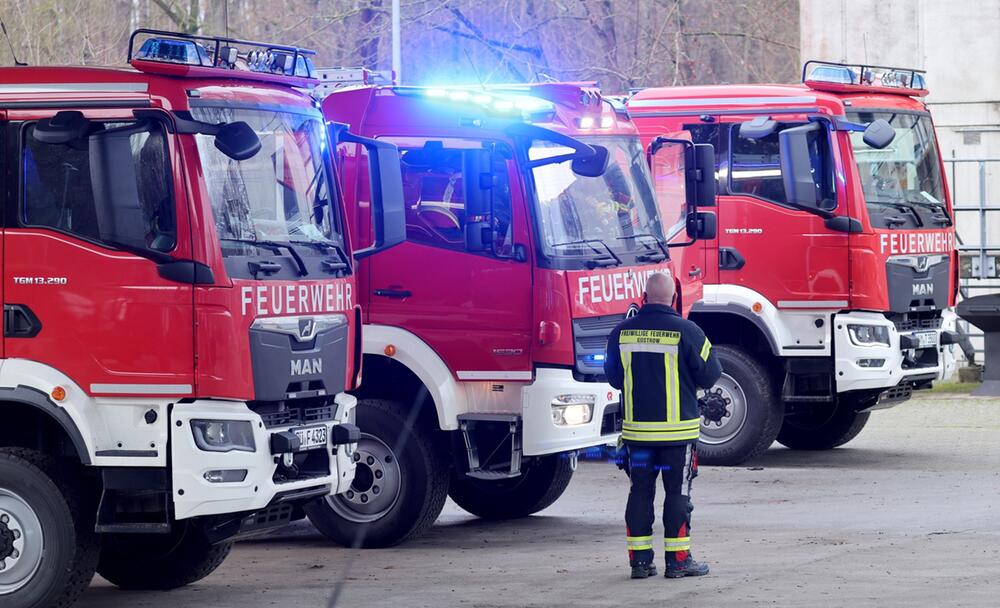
[521,368,619,456]
[170,394,357,520]
[834,311,949,393]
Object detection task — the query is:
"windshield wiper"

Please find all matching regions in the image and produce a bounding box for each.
[220,237,308,276]
[550,239,622,268]
[290,239,351,273]
[617,234,668,262]
[867,200,923,228]
[902,197,952,225]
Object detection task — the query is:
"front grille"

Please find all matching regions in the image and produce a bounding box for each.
[573,313,626,377]
[888,312,943,332]
[251,402,337,428]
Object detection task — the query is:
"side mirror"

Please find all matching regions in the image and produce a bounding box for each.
[739,116,777,140]
[779,122,827,212]
[689,143,717,207]
[88,123,155,251]
[214,121,261,161]
[464,148,492,253]
[571,144,610,177]
[35,111,92,144]
[331,124,405,259]
[863,118,895,150]
[687,211,717,240]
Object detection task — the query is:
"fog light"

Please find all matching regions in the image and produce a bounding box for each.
[203,469,248,483]
[551,394,596,426]
[191,420,256,453]
[858,358,886,368]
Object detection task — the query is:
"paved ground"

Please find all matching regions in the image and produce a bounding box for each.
[79,392,1000,608]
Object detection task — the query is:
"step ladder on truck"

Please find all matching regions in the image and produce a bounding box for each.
[0,30,405,608]
[308,70,717,547]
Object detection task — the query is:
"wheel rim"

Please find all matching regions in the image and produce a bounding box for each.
[699,373,749,446]
[325,433,402,524]
[0,489,44,596]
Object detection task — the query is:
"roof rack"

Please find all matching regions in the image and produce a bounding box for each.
[127,28,318,84]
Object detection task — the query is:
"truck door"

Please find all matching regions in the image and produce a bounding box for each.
[4,111,194,396]
[367,137,533,378]
[713,116,848,308]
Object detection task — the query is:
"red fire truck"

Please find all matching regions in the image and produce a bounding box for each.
[312,80,715,546]
[0,30,403,607]
[627,61,959,465]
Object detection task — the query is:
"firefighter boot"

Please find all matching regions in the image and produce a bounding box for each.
[630,561,658,579]
[665,554,709,578]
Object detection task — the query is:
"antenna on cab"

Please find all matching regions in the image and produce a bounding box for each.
[1,18,27,66]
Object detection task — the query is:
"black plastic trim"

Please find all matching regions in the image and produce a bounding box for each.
[94,449,158,457]
[4,304,42,338]
[157,260,215,285]
[718,247,746,270]
[825,216,863,233]
[0,385,91,464]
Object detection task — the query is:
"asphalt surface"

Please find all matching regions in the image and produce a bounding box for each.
[79,392,1000,608]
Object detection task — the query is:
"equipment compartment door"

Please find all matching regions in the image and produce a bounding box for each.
[367,137,533,379]
[4,111,194,396]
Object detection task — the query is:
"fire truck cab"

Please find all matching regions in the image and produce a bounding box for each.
[627,61,959,464]
[312,79,715,546]
[0,30,403,608]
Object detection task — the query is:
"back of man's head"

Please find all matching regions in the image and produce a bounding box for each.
[645,271,675,306]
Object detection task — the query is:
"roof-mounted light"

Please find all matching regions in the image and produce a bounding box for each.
[803,60,927,96]
[128,28,318,82]
[395,86,555,118]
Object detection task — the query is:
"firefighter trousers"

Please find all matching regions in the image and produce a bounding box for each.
[624,443,698,566]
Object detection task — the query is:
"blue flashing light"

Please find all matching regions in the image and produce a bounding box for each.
[137,38,211,66]
[414,86,554,118]
[585,353,607,363]
[808,65,854,85]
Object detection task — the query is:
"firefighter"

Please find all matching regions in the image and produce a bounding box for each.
[604,271,722,579]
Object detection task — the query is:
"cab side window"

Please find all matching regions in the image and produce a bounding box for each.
[728,128,788,204]
[21,121,176,251]
[727,122,835,206]
[393,138,513,255]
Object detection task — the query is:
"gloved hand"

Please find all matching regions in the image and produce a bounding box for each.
[611,437,630,477]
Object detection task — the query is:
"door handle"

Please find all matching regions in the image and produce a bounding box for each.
[374,288,412,299]
[688,266,702,277]
[4,304,42,338]
[718,247,746,270]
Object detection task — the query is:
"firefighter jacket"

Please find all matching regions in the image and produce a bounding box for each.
[604,303,723,445]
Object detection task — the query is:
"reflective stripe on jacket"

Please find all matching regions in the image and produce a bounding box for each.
[604,303,722,446]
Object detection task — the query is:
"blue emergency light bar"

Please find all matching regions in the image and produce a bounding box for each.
[803,60,927,94]
[127,28,317,79]
[394,85,555,118]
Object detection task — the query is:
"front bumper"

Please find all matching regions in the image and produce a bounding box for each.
[834,311,953,393]
[170,394,358,520]
[521,368,620,456]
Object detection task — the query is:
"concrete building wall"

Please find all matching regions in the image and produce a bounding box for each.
[801,1,1000,365]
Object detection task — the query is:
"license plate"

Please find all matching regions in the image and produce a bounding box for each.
[293,425,328,451]
[913,331,937,349]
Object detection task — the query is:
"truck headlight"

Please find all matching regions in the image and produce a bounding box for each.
[551,394,595,426]
[190,420,256,453]
[847,324,890,347]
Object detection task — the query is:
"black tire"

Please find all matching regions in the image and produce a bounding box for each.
[305,398,449,548]
[777,405,871,450]
[448,453,574,520]
[97,523,232,590]
[0,448,99,608]
[697,344,783,465]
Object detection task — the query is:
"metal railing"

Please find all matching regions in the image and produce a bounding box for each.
[945,157,1000,364]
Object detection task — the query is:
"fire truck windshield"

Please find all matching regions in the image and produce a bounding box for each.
[191,106,342,255]
[529,136,664,262]
[848,111,951,229]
